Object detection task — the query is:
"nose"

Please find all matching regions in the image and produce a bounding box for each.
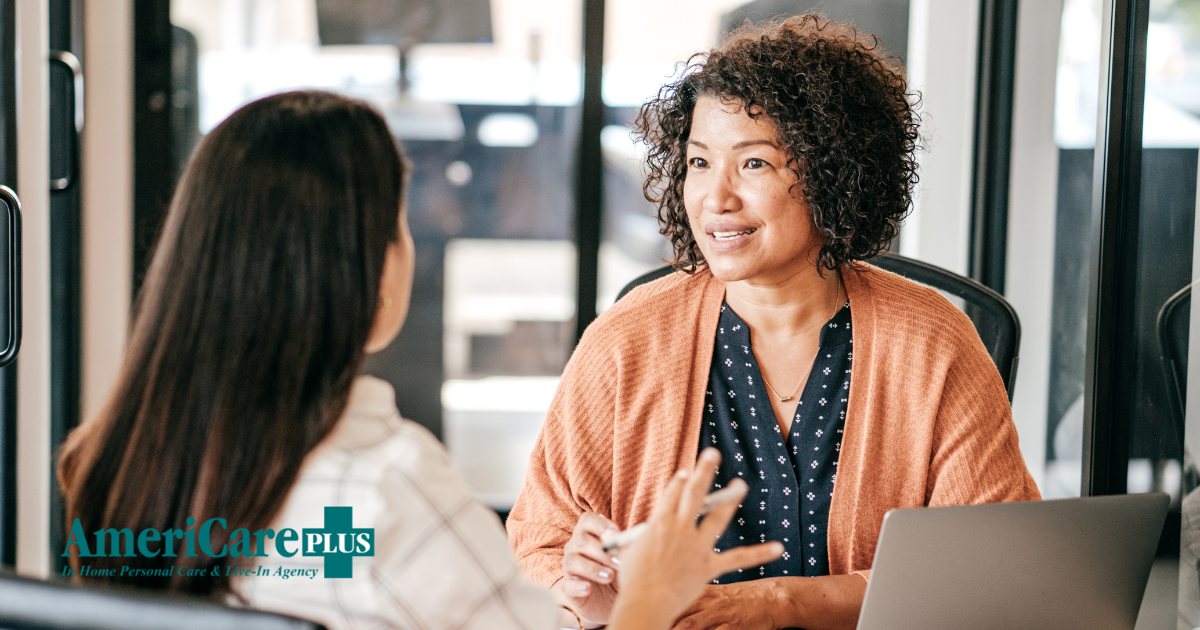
[700,166,740,214]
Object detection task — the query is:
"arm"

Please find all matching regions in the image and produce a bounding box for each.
[507,326,620,585]
[508,325,625,625]
[668,575,865,630]
[925,335,1041,507]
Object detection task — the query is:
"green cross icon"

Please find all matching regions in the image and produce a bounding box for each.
[301,506,374,578]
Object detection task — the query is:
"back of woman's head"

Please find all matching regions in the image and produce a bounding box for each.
[58,90,406,594]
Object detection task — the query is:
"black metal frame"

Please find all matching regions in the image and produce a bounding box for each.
[572,0,606,343]
[48,0,83,575]
[969,0,1019,295]
[1082,0,1151,497]
[132,0,174,294]
[0,0,16,568]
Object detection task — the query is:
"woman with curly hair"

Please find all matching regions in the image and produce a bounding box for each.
[507,15,1039,630]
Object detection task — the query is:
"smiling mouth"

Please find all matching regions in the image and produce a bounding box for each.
[711,228,757,241]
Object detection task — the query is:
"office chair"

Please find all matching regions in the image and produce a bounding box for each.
[616,253,1022,399]
[0,569,325,630]
[1158,283,1190,456]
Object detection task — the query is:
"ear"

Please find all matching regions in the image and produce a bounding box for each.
[364,240,412,354]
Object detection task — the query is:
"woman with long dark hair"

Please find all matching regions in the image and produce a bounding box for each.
[57,91,779,629]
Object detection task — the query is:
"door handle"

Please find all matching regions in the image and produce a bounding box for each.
[0,185,21,367]
[49,51,83,191]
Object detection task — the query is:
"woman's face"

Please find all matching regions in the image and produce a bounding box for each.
[365,203,415,353]
[683,95,824,284]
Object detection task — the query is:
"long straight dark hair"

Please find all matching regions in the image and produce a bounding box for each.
[58,90,406,595]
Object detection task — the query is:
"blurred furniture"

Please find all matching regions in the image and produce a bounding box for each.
[615,253,1022,399]
[1158,283,1190,453]
[0,569,323,630]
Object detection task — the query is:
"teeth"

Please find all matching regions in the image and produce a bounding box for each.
[713,229,755,240]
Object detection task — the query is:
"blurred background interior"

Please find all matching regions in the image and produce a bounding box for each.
[146,0,1200,514]
[5,0,1200,626]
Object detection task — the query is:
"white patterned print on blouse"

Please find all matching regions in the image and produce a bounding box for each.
[699,300,853,582]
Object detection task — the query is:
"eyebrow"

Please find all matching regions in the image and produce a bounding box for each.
[733,139,780,150]
[686,139,780,150]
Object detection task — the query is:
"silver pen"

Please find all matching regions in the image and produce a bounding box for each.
[600,485,746,552]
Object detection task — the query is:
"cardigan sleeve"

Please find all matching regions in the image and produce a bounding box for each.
[507,324,619,587]
[924,322,1041,507]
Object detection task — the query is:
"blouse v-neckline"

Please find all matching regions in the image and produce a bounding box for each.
[699,300,853,580]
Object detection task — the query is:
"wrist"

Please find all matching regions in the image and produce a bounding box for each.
[761,577,796,628]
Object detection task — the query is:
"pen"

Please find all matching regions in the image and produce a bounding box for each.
[600,485,745,552]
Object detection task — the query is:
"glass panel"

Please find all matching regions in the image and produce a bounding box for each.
[1140,1,1200,626]
[1003,0,1105,502]
[1040,0,1106,500]
[171,0,583,511]
[600,0,910,312]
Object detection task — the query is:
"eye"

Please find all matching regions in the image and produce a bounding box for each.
[745,158,768,169]
[689,157,709,169]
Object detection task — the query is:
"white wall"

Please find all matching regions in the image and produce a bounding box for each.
[81,0,133,425]
[900,0,980,276]
[1005,0,1066,491]
[15,0,50,578]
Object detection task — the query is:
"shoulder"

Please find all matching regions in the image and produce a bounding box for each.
[579,267,718,351]
[845,262,980,351]
[294,376,471,515]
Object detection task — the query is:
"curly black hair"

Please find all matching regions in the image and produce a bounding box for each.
[634,14,920,273]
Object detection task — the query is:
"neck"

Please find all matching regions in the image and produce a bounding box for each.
[723,262,842,339]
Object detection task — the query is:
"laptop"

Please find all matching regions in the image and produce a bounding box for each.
[856,493,1170,630]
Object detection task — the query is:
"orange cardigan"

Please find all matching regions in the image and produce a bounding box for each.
[507,263,1040,586]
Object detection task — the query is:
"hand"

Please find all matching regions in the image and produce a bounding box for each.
[608,448,784,630]
[671,582,779,630]
[555,511,622,626]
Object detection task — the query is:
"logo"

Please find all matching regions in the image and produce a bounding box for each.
[302,507,374,578]
[62,506,375,579]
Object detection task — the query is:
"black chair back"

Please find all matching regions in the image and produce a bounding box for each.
[615,253,1022,399]
[0,570,325,630]
[1158,284,1190,450]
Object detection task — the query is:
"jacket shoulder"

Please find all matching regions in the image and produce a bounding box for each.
[850,263,980,342]
[844,262,984,362]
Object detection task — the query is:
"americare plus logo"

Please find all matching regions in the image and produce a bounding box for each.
[61,506,374,580]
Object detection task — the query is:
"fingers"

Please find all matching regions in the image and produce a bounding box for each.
[652,468,689,520]
[567,512,620,570]
[561,575,596,600]
[708,542,784,580]
[575,511,619,538]
[564,551,618,585]
[679,448,722,519]
[698,478,746,541]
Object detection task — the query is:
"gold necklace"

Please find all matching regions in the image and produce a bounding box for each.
[760,280,843,403]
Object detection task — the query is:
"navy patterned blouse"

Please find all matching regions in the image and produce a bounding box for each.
[699,300,853,582]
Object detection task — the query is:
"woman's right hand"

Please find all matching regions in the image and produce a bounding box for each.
[608,449,785,630]
[555,511,623,626]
